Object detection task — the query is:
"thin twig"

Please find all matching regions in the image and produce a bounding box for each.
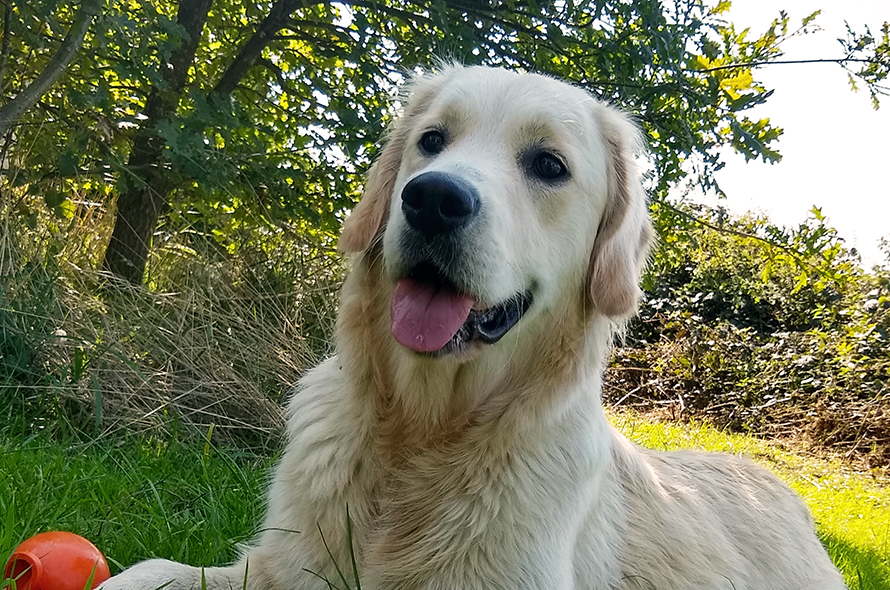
[696,57,883,74]
[0,0,12,93]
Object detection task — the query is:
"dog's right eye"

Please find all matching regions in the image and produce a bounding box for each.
[532,152,567,181]
[419,130,446,155]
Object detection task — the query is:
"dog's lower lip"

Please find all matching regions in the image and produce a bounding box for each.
[432,289,533,355]
[473,292,532,343]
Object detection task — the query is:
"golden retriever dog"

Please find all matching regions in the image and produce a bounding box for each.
[100,65,846,590]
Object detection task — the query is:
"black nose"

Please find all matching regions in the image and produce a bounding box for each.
[401,172,480,239]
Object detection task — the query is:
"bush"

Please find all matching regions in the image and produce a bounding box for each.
[607,204,890,467]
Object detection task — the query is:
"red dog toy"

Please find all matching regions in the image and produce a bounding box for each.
[3,532,110,590]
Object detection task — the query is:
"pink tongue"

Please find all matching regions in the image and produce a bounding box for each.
[391,278,475,352]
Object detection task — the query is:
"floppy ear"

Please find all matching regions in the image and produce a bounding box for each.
[587,108,655,318]
[339,70,453,254]
[339,127,406,254]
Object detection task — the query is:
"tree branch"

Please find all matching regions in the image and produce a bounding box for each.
[257,57,302,97]
[696,57,883,74]
[213,0,323,95]
[346,0,435,29]
[0,0,100,137]
[0,0,12,94]
[164,0,214,93]
[286,17,351,40]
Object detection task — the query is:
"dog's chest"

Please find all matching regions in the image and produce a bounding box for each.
[288,359,614,588]
[356,457,533,589]
[348,433,607,590]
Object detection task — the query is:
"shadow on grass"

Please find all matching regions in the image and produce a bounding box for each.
[822,531,890,590]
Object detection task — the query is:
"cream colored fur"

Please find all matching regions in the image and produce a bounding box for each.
[100,65,846,590]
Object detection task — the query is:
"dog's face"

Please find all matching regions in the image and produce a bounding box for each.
[342,66,652,358]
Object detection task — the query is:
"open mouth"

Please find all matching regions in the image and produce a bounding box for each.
[390,263,533,355]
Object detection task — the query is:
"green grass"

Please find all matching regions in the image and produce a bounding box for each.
[0,432,274,578]
[611,410,890,590]
[1,415,888,589]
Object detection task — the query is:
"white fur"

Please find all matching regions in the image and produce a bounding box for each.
[100,66,847,590]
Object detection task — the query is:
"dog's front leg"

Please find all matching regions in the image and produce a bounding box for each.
[97,559,248,590]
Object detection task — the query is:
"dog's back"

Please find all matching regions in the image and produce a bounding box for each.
[600,431,847,589]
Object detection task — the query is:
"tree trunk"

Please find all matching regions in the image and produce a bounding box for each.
[102,0,317,283]
[101,0,213,283]
[100,125,175,284]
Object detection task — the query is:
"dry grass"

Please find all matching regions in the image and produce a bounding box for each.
[1,194,341,444]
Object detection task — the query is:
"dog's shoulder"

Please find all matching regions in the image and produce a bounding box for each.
[286,355,353,424]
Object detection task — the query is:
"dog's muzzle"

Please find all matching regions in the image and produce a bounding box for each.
[390,172,533,355]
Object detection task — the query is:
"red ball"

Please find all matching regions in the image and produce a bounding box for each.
[4,531,111,590]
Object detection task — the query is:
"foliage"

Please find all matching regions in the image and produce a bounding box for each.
[1,0,886,282]
[841,21,890,109]
[608,204,890,467]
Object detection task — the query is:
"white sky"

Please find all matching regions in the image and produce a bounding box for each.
[703,1,889,267]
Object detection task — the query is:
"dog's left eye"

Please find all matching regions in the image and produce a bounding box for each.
[419,130,446,155]
[532,152,567,180]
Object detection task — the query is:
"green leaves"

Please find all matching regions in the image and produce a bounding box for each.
[840,21,890,109]
[1,0,886,279]
[725,117,782,163]
[648,203,862,333]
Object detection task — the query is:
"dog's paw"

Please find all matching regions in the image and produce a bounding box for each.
[98,559,202,590]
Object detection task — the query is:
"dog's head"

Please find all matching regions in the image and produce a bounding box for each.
[341,65,653,358]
